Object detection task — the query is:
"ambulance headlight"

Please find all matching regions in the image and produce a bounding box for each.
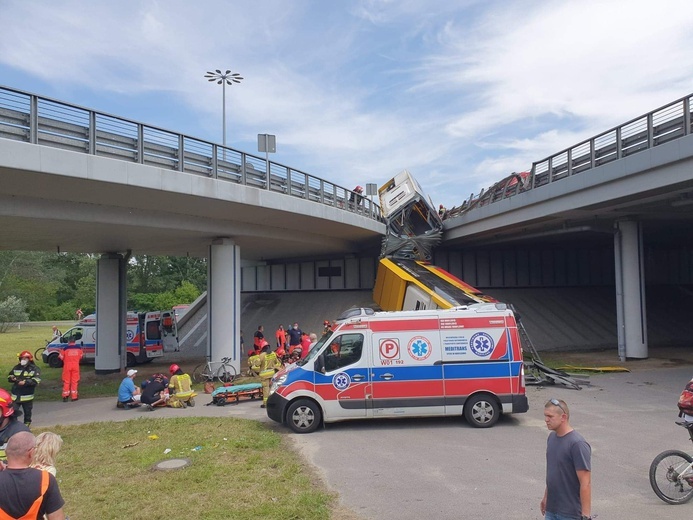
[270,374,287,394]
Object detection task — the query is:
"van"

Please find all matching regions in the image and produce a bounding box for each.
[266,303,529,433]
[42,310,178,368]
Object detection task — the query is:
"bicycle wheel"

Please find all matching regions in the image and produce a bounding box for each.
[34,346,46,362]
[192,364,212,383]
[649,449,693,504]
[216,364,237,383]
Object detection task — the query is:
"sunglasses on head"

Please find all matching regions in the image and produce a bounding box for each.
[549,398,567,414]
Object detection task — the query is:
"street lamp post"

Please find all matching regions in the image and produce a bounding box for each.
[204,69,243,158]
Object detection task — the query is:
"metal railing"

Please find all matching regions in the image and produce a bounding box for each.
[0,85,382,221]
[447,93,693,217]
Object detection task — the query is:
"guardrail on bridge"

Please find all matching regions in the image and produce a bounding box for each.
[0,85,381,221]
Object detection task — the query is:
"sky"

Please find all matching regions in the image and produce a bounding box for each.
[1,0,693,209]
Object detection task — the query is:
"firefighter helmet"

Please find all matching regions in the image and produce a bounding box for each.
[18,350,33,361]
[169,363,181,375]
[0,388,14,418]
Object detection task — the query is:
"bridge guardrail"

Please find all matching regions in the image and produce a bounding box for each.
[446,93,693,218]
[0,85,382,222]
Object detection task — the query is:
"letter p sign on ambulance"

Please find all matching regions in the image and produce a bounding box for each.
[379,338,400,360]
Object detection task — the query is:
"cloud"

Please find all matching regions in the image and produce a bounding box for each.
[1,0,692,209]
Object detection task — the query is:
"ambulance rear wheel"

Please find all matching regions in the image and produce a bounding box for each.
[464,393,500,428]
[47,353,63,369]
[286,399,322,434]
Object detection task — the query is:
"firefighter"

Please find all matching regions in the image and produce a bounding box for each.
[168,364,196,408]
[0,389,29,461]
[7,351,41,428]
[59,338,83,401]
[247,350,261,376]
[258,345,281,408]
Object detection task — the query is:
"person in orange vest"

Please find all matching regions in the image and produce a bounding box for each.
[253,325,265,354]
[0,431,65,519]
[59,338,83,402]
[275,325,286,350]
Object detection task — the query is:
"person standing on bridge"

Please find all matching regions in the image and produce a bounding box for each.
[540,398,592,520]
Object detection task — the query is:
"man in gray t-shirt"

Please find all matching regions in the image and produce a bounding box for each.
[541,399,592,520]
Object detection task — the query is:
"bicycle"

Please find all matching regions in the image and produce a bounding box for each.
[34,340,49,363]
[649,419,693,504]
[192,357,237,384]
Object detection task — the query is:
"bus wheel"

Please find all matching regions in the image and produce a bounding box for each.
[286,399,322,434]
[126,353,137,367]
[464,393,500,428]
[47,353,63,369]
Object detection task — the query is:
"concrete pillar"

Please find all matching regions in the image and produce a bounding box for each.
[95,253,127,374]
[208,238,241,374]
[614,220,648,359]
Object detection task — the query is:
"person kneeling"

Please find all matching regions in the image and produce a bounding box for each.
[167,364,196,408]
[140,374,169,411]
[116,369,141,409]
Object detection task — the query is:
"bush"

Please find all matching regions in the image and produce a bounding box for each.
[0,296,29,333]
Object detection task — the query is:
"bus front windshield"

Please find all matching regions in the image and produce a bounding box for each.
[297,331,332,366]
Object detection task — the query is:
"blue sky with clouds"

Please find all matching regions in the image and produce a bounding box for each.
[1,0,692,208]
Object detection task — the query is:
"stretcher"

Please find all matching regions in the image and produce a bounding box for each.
[210,382,263,406]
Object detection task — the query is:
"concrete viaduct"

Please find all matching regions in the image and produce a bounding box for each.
[1,85,692,371]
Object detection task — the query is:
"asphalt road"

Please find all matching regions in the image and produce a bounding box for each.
[32,362,693,520]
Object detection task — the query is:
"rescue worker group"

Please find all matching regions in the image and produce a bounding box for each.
[0,320,329,433]
[113,321,329,410]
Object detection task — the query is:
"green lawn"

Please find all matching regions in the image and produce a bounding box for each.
[2,324,356,519]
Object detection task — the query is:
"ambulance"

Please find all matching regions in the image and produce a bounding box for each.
[266,303,529,433]
[42,310,178,368]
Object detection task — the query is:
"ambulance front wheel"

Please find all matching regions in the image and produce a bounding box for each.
[286,399,322,434]
[47,353,63,369]
[464,393,500,428]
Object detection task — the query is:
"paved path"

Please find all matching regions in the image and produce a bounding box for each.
[29,348,693,520]
[31,393,272,430]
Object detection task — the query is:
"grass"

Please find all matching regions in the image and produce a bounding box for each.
[2,324,358,519]
[35,417,336,520]
[0,323,216,400]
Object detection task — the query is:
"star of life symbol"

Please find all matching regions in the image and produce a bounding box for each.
[469,332,494,356]
[332,372,351,390]
[407,336,432,361]
[126,330,135,341]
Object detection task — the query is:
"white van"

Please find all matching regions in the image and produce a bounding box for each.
[266,303,529,433]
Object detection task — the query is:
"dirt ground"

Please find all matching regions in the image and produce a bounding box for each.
[539,344,693,372]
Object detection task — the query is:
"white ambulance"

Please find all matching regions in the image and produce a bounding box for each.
[266,303,529,433]
[42,310,178,368]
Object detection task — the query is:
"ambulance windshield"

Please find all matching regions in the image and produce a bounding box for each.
[298,331,332,366]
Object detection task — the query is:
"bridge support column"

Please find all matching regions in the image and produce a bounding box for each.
[208,238,241,373]
[614,220,648,360]
[95,253,127,374]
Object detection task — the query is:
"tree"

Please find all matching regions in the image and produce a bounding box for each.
[0,296,29,333]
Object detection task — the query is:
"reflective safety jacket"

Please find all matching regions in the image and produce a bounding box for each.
[259,352,282,379]
[0,470,49,520]
[8,363,41,402]
[169,373,194,399]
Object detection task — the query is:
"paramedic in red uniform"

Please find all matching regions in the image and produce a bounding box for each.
[59,339,83,402]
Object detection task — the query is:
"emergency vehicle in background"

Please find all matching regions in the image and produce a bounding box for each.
[266,304,529,433]
[42,310,178,368]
